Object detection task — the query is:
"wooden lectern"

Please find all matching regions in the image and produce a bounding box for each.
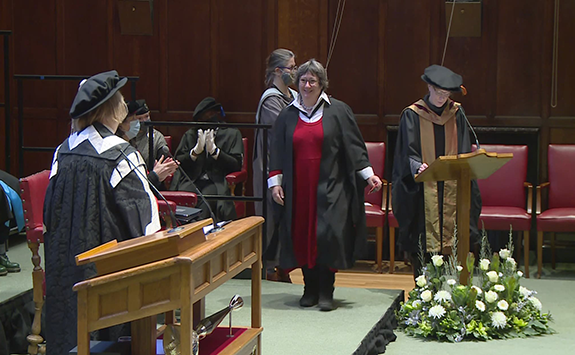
[415,149,512,284]
[73,216,264,355]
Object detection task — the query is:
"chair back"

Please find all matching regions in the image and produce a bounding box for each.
[364,142,385,207]
[474,144,528,208]
[19,170,51,243]
[548,144,575,209]
[164,136,172,153]
[241,137,248,175]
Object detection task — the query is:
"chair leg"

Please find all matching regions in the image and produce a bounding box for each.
[27,241,45,355]
[376,227,383,273]
[551,232,556,270]
[523,230,529,279]
[389,227,395,274]
[537,231,543,279]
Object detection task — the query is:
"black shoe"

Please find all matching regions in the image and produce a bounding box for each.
[299,266,319,307]
[318,267,335,311]
[0,264,7,276]
[0,253,21,273]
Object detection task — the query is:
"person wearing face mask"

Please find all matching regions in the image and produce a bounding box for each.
[170,97,243,222]
[253,49,298,283]
[392,65,482,280]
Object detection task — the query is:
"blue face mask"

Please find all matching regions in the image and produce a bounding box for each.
[125,119,140,140]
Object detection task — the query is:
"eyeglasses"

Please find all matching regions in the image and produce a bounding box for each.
[433,87,451,97]
[278,65,297,71]
[299,78,318,86]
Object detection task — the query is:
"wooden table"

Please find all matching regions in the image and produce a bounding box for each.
[73,216,264,355]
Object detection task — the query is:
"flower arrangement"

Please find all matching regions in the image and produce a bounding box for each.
[397,230,553,342]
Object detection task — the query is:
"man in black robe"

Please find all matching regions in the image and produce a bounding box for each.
[170,97,243,222]
[392,65,482,278]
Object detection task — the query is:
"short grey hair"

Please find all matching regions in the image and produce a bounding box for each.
[264,48,295,87]
[296,59,329,91]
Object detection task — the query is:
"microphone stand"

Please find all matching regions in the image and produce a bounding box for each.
[460,106,481,150]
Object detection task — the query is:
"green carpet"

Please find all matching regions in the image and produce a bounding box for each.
[388,278,575,355]
[204,279,401,355]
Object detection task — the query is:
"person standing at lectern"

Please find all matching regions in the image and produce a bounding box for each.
[43,71,161,355]
[391,65,482,279]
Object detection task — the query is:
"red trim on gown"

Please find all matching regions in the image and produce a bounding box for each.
[292,117,323,268]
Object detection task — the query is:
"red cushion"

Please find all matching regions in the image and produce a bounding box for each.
[364,142,385,207]
[475,144,528,208]
[479,206,531,230]
[19,170,51,243]
[226,170,247,185]
[365,203,385,227]
[161,191,198,207]
[548,145,575,209]
[537,208,575,232]
[388,210,399,228]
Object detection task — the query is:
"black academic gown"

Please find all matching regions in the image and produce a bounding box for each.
[170,126,243,222]
[43,123,161,355]
[270,97,370,270]
[391,96,482,254]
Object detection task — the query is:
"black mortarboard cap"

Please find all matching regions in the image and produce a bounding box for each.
[69,70,127,119]
[127,99,150,115]
[421,65,463,92]
[193,97,224,120]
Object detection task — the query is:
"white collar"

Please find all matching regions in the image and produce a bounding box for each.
[291,91,331,115]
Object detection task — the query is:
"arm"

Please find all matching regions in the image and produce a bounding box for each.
[268,108,289,204]
[174,129,205,181]
[260,97,286,170]
[211,128,243,174]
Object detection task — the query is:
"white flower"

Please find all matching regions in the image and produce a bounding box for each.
[475,300,486,312]
[456,265,463,272]
[497,300,509,311]
[485,290,499,303]
[434,290,452,302]
[494,284,505,292]
[517,271,524,277]
[507,257,517,270]
[431,255,444,267]
[529,297,542,311]
[499,249,511,260]
[479,259,490,271]
[447,279,457,286]
[486,270,499,283]
[429,305,446,319]
[421,290,433,302]
[412,300,422,309]
[519,286,531,298]
[491,311,507,328]
[415,275,427,287]
[471,285,483,295]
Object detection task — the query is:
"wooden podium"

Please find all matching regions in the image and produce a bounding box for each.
[73,216,264,355]
[415,149,512,283]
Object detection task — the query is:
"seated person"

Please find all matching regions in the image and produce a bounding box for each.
[117,102,177,189]
[127,99,170,169]
[170,97,243,222]
[0,170,23,276]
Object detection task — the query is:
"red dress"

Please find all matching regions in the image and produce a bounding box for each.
[291,117,324,267]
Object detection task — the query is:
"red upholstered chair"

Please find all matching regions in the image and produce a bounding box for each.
[20,169,51,354]
[364,142,388,273]
[157,199,178,229]
[474,144,533,277]
[226,138,248,218]
[536,144,575,278]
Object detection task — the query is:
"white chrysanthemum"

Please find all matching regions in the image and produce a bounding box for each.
[529,297,542,311]
[471,285,483,295]
[421,290,433,302]
[494,284,505,292]
[434,290,452,302]
[475,300,486,312]
[457,265,463,272]
[499,249,510,260]
[519,286,531,298]
[429,305,446,319]
[486,270,499,283]
[431,255,444,267]
[479,259,490,271]
[491,311,507,328]
[415,275,427,287]
[497,300,509,311]
[485,290,498,303]
[447,279,457,286]
[517,270,524,277]
[507,257,517,270]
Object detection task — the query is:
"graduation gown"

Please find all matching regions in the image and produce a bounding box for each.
[170,126,243,222]
[270,97,370,270]
[43,123,161,355]
[391,96,482,254]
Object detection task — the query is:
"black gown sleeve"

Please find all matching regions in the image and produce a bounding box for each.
[175,129,206,181]
[212,128,243,175]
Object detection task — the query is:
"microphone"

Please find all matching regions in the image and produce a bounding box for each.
[158,145,224,234]
[460,106,480,150]
[119,149,180,229]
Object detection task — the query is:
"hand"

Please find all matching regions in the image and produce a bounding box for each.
[417,163,429,174]
[192,129,206,155]
[153,155,178,182]
[205,129,217,155]
[271,186,285,206]
[367,175,383,194]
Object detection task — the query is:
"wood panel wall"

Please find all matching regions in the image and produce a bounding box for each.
[1,0,574,186]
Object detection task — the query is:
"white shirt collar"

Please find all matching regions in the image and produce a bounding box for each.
[291,91,331,115]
